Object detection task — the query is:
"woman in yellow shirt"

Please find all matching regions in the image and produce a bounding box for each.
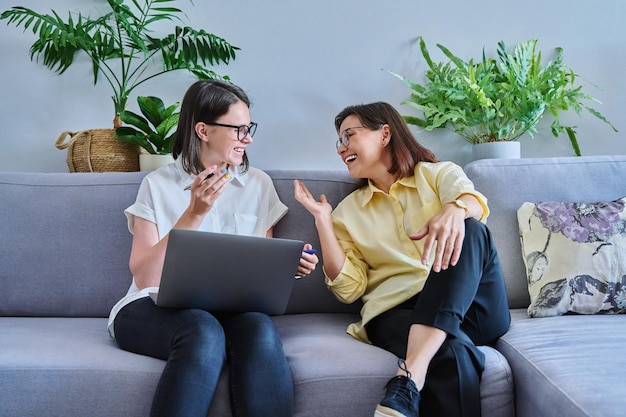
[294,102,510,417]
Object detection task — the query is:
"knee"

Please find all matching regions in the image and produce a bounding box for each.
[173,309,226,357]
[464,218,487,239]
[462,218,496,254]
[228,312,282,350]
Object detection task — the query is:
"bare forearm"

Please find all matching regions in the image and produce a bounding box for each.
[130,239,168,289]
[314,215,345,280]
[130,209,205,289]
[292,180,346,279]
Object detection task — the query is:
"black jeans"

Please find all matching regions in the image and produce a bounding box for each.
[114,297,294,417]
[366,219,511,417]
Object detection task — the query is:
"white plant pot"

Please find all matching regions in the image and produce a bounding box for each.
[472,141,521,161]
[139,153,174,171]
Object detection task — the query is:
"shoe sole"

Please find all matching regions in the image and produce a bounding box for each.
[374,405,410,417]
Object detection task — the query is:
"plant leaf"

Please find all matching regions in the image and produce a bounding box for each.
[115,126,155,153]
[120,109,153,135]
[137,96,166,128]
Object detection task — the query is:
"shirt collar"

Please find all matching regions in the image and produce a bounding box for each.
[359,175,418,207]
[228,166,246,186]
[175,158,193,187]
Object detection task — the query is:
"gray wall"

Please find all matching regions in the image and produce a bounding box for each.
[1,0,625,172]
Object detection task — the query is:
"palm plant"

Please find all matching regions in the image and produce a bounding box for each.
[1,0,238,128]
[390,37,617,155]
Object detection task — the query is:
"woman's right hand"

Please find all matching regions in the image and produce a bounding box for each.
[294,179,333,220]
[294,179,346,280]
[188,165,229,217]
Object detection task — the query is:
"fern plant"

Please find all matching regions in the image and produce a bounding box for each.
[1,0,238,128]
[390,37,617,155]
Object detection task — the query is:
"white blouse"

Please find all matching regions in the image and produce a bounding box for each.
[107,158,288,338]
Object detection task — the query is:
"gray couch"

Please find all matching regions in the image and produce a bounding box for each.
[1,155,624,417]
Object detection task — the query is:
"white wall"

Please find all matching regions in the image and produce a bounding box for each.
[1,0,625,172]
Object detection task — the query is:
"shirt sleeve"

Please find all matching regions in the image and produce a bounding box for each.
[428,162,490,221]
[252,169,288,234]
[124,176,157,234]
[266,189,288,230]
[323,200,370,304]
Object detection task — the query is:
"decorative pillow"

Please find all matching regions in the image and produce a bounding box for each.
[517,197,626,318]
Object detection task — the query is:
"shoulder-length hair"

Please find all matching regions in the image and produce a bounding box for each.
[334,102,438,179]
[173,80,251,175]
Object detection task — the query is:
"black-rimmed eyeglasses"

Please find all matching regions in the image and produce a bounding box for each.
[205,122,258,141]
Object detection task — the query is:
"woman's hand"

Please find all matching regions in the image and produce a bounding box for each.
[294,179,333,221]
[409,203,467,273]
[296,243,319,278]
[187,166,230,218]
[293,179,345,280]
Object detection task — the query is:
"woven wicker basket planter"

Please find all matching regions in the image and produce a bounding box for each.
[55,128,140,172]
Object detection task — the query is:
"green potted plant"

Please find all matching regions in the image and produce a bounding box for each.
[1,0,238,172]
[116,95,179,171]
[390,37,617,158]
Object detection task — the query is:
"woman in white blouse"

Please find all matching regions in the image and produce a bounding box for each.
[109,80,318,417]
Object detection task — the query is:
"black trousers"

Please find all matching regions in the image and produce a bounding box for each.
[366,219,511,417]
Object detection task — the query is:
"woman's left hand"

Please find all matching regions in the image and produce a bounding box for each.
[296,243,319,278]
[409,204,466,273]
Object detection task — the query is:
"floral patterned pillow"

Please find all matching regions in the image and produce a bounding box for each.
[517,197,626,318]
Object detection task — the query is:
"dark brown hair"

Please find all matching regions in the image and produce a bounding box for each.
[173,80,251,174]
[334,102,438,179]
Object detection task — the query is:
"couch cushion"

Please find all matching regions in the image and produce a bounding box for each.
[0,172,147,317]
[0,317,162,417]
[464,155,626,309]
[0,314,514,417]
[518,198,626,317]
[498,310,626,417]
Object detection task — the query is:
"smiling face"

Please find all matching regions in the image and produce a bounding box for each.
[337,114,395,188]
[195,100,252,169]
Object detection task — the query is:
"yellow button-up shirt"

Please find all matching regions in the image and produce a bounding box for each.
[326,161,489,343]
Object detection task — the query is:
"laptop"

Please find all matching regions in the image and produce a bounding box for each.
[151,229,305,315]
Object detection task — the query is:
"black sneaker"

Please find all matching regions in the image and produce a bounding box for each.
[374,360,420,417]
